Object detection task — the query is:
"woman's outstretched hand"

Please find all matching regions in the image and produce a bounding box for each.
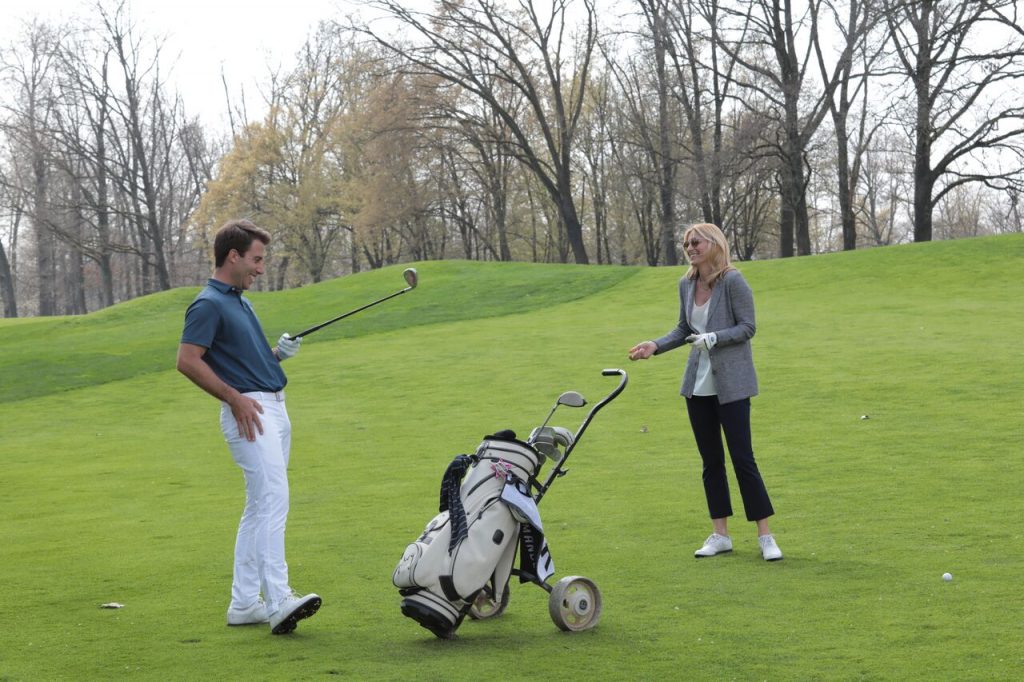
[628,341,657,361]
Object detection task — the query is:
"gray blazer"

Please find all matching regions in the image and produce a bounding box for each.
[653,269,758,404]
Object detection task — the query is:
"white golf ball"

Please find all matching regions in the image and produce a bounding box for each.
[942,572,953,582]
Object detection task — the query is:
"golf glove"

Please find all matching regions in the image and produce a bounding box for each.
[277,333,301,361]
[686,332,717,352]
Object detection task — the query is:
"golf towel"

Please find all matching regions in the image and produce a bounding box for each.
[500,477,554,582]
[439,454,474,552]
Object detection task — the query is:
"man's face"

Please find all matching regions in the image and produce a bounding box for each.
[229,240,265,290]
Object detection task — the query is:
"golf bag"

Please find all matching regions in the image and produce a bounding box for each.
[393,432,548,639]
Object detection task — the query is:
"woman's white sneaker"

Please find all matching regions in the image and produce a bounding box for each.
[694,533,733,557]
[758,534,783,561]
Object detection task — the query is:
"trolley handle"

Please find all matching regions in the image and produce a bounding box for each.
[535,369,629,504]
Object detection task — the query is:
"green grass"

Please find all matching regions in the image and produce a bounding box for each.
[1,235,1022,680]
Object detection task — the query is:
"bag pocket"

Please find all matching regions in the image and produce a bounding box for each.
[393,541,426,588]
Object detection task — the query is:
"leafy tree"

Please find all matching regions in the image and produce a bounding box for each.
[363,0,598,264]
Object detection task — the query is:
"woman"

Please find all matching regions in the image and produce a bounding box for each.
[628,223,782,561]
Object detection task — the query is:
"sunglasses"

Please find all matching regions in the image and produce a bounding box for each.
[683,238,704,248]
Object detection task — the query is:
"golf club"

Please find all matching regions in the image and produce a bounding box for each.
[535,369,628,503]
[529,391,587,443]
[287,267,418,340]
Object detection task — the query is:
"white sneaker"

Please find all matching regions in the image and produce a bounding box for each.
[269,593,322,635]
[694,533,733,558]
[227,599,269,626]
[759,534,783,561]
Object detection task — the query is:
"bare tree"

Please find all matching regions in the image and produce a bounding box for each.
[882,0,1024,243]
[719,0,854,256]
[361,0,598,264]
[48,34,121,308]
[810,0,883,251]
[0,21,61,315]
[663,0,732,232]
[426,67,522,261]
[434,115,517,261]
[996,185,1023,233]
[98,2,176,292]
[0,175,19,317]
[857,129,909,245]
[601,1,683,266]
[576,66,614,264]
[721,105,780,258]
[634,0,680,265]
[601,50,666,265]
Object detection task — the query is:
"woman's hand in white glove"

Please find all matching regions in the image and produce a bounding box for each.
[685,332,717,351]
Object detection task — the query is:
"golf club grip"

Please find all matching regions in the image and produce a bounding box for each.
[289,322,329,339]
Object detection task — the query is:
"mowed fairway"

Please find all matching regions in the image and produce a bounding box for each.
[1,236,1021,680]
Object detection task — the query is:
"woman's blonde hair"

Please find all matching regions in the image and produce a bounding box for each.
[683,223,735,285]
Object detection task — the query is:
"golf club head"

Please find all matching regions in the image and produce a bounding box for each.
[532,391,587,439]
[528,426,558,460]
[403,268,418,289]
[557,391,586,408]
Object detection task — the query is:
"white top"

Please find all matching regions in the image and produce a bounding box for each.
[689,298,716,396]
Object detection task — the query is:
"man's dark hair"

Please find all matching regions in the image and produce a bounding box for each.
[214,219,272,267]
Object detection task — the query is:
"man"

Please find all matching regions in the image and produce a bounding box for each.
[176,218,321,635]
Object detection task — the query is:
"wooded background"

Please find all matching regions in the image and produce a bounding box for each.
[1,0,1021,317]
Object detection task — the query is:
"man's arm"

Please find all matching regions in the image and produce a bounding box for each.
[176,342,264,441]
[176,342,237,402]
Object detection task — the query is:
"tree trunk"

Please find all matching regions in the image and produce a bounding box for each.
[913,85,933,242]
[653,5,679,266]
[0,239,17,318]
[779,206,794,257]
[778,170,795,258]
[785,109,812,256]
[65,246,87,315]
[32,146,57,316]
[836,129,857,250]
[558,175,589,265]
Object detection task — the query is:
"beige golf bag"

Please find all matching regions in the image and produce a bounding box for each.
[393,433,543,639]
[393,369,629,639]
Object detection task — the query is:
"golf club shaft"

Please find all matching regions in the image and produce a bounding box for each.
[530,405,560,442]
[288,286,411,339]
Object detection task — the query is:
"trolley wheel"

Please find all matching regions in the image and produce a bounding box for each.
[468,582,510,620]
[548,575,602,632]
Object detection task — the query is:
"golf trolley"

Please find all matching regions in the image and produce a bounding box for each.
[393,368,628,639]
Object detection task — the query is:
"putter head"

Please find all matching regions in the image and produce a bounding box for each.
[403,268,418,289]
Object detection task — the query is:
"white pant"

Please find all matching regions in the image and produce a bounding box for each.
[220,391,293,611]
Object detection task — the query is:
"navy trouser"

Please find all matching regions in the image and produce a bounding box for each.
[685,395,774,522]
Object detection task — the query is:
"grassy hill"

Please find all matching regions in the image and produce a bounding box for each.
[1,234,1022,680]
[0,260,639,403]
